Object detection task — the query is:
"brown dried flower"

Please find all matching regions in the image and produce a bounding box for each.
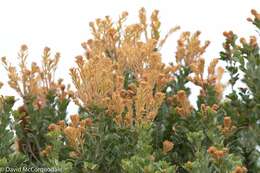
[207,146,228,160]
[163,140,174,154]
[1,45,69,109]
[175,90,193,117]
[70,8,176,127]
[221,116,236,136]
[232,166,248,173]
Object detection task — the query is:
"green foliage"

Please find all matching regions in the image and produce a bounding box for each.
[122,123,176,173]
[219,14,260,173]
[0,96,15,157]
[78,112,138,173]
[12,91,70,164]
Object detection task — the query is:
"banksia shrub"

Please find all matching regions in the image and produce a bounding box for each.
[0,7,259,173]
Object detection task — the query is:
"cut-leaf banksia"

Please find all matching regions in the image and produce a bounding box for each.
[0,7,259,173]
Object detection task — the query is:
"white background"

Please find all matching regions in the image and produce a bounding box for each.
[0,0,259,112]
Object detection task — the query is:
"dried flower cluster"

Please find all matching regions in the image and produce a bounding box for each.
[175,31,210,66]
[70,8,181,126]
[247,9,260,22]
[112,81,166,126]
[163,140,174,154]
[207,146,228,160]
[173,30,225,108]
[200,103,219,115]
[175,90,193,117]
[40,145,52,157]
[48,114,92,153]
[188,57,225,100]
[1,45,70,107]
[232,166,248,173]
[218,116,236,136]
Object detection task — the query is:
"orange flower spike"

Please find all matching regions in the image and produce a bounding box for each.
[249,36,257,47]
[223,31,234,41]
[207,146,227,160]
[176,90,193,117]
[163,140,174,154]
[48,123,60,131]
[64,126,81,149]
[189,63,198,74]
[176,107,185,117]
[207,146,217,154]
[224,116,232,128]
[240,37,247,45]
[177,90,186,100]
[151,9,160,41]
[198,58,205,74]
[70,114,80,127]
[232,166,248,173]
[39,145,53,157]
[251,9,260,20]
[208,58,219,76]
[216,67,224,81]
[139,8,147,36]
[215,150,225,159]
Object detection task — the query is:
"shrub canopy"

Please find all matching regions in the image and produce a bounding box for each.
[0,8,260,173]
